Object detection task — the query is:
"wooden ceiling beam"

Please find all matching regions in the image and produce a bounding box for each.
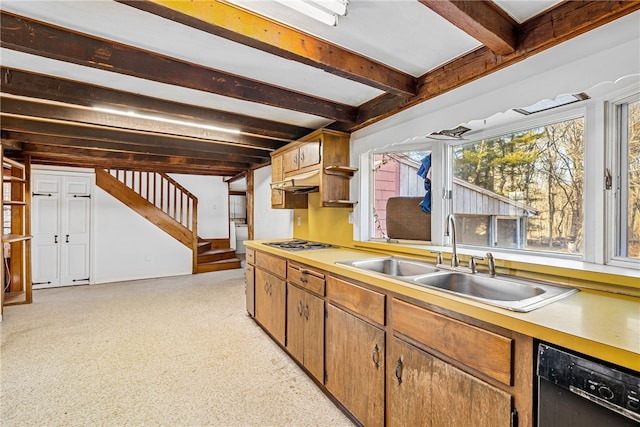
[1,95,281,150]
[26,154,243,176]
[1,12,357,123]
[2,132,256,167]
[1,67,311,142]
[419,0,517,55]
[120,0,416,98]
[353,0,640,130]
[0,116,272,163]
[21,143,248,173]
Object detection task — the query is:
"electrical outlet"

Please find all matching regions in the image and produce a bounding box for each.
[297,216,301,226]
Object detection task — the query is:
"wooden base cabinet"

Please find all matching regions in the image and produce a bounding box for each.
[388,336,512,427]
[325,304,385,427]
[254,267,286,345]
[245,263,255,316]
[286,284,324,381]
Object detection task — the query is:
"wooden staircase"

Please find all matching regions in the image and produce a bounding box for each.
[95,169,241,274]
[196,238,241,273]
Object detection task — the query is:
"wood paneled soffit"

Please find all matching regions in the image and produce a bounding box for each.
[119,0,418,98]
[1,68,312,143]
[0,12,357,124]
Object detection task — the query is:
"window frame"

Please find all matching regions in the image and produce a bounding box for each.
[606,91,640,268]
[446,107,587,259]
[362,141,436,243]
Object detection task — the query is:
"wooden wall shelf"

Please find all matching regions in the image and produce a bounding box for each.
[1,145,32,310]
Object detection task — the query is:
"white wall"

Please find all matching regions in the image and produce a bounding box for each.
[170,174,229,238]
[31,166,234,285]
[93,187,191,283]
[253,165,293,239]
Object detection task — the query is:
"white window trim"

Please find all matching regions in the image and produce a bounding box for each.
[447,105,587,259]
[606,90,640,269]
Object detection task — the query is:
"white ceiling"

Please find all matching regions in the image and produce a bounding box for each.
[1,0,564,131]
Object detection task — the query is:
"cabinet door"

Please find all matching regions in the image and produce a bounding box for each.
[255,268,286,345]
[286,284,305,363]
[299,142,320,168]
[61,175,91,286]
[271,154,284,207]
[283,148,299,173]
[388,337,434,427]
[325,304,385,427]
[32,189,61,288]
[303,290,324,382]
[390,337,511,427]
[245,264,255,316]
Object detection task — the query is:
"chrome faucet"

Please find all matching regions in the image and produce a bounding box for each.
[445,214,459,268]
[486,252,496,277]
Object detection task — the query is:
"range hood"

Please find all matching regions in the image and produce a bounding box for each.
[271,169,320,193]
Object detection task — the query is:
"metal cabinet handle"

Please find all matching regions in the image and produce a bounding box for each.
[65,234,70,243]
[54,235,58,244]
[297,300,304,316]
[372,344,380,370]
[303,304,309,320]
[394,357,403,384]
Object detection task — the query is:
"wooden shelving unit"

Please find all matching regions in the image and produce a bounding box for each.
[1,146,32,310]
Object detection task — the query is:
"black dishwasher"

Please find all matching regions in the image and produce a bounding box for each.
[537,343,640,426]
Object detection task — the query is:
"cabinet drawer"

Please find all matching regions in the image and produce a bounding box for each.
[255,250,286,278]
[327,276,385,325]
[246,248,255,265]
[288,263,325,296]
[392,298,513,386]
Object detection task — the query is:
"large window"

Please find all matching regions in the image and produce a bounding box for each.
[614,95,640,260]
[451,116,585,255]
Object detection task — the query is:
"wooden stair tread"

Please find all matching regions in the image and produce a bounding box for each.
[196,257,242,273]
[198,248,235,255]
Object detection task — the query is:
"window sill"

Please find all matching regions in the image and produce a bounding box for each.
[353,240,640,296]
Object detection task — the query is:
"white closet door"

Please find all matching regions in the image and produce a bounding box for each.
[61,176,91,286]
[31,175,61,288]
[32,172,92,289]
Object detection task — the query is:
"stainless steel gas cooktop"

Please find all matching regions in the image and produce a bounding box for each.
[264,240,334,251]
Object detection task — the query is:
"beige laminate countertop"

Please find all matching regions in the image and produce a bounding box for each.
[246,240,640,371]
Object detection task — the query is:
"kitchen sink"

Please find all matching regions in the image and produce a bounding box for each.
[410,271,578,312]
[336,256,578,312]
[337,256,439,277]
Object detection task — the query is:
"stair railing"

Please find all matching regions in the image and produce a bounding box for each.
[106,169,198,253]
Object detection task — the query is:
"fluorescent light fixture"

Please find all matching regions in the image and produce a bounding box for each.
[93,107,241,135]
[307,0,348,16]
[274,0,347,26]
[513,93,590,115]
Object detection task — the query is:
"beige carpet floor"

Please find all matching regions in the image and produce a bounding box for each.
[0,268,353,427]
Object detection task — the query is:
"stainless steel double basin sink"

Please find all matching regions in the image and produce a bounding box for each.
[336,256,578,312]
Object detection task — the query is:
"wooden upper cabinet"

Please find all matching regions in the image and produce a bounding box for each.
[270,129,357,209]
[283,142,321,174]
